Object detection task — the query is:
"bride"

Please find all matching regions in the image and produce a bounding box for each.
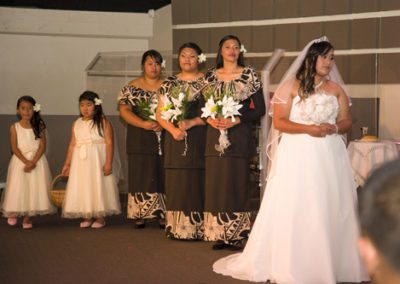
[213,37,370,284]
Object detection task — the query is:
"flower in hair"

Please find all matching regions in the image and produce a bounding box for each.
[33,103,41,112]
[198,53,207,63]
[94,98,103,106]
[161,60,166,69]
[240,44,247,54]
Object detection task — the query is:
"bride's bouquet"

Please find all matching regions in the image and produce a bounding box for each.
[132,94,162,155]
[160,85,190,156]
[201,85,242,154]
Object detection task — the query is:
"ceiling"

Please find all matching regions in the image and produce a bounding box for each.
[0,0,171,13]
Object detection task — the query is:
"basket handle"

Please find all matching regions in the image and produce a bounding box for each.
[51,174,68,189]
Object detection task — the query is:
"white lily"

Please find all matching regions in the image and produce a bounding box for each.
[219,95,242,122]
[171,92,185,109]
[201,97,218,120]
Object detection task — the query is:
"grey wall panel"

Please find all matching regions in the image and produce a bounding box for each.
[275,0,299,18]
[380,0,400,10]
[0,116,15,182]
[230,0,253,21]
[334,55,351,84]
[350,55,378,84]
[171,0,190,25]
[171,0,399,84]
[252,0,274,20]
[299,22,324,48]
[349,98,379,141]
[351,0,379,13]
[210,0,231,23]
[190,29,211,53]
[380,17,400,48]
[274,24,299,51]
[189,0,210,24]
[233,26,254,51]
[248,57,269,71]
[378,53,400,84]
[270,57,294,84]
[324,21,351,49]
[299,0,324,17]
[173,29,192,54]
[209,28,233,53]
[325,0,350,15]
[252,26,274,53]
[351,19,379,49]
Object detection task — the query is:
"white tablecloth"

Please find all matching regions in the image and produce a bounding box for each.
[347,140,399,187]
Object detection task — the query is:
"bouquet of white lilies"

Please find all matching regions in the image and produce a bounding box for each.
[160,85,191,155]
[132,94,162,155]
[134,95,158,121]
[201,85,242,154]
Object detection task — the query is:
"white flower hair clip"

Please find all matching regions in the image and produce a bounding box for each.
[240,44,247,54]
[94,98,103,106]
[33,103,41,112]
[161,59,166,69]
[198,53,207,63]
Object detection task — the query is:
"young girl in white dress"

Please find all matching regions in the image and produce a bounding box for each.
[1,96,56,229]
[213,37,370,283]
[62,91,121,228]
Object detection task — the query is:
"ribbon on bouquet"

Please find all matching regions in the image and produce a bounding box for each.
[214,129,230,155]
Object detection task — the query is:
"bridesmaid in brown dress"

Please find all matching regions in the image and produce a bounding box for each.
[118,50,166,229]
[203,35,265,250]
[157,42,207,240]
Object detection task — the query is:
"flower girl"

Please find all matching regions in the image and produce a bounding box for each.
[1,96,56,229]
[62,91,121,228]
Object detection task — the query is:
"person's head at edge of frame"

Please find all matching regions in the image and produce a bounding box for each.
[358,158,400,284]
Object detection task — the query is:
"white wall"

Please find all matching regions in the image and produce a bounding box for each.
[0,7,154,115]
[149,5,172,52]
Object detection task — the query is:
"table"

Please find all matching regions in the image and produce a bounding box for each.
[347,140,399,187]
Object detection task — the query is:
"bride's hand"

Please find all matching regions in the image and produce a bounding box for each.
[308,125,328,137]
[320,123,337,135]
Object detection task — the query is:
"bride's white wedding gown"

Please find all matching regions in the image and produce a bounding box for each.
[213,94,369,284]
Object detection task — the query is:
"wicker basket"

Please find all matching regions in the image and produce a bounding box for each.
[50,174,68,208]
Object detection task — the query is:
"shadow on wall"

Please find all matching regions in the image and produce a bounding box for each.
[0,115,128,193]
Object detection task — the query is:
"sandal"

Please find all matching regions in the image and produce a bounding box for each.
[7,217,17,226]
[80,219,92,228]
[91,221,106,229]
[22,222,33,229]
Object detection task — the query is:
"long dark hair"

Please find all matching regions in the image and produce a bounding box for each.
[79,91,105,137]
[296,41,334,99]
[16,96,46,140]
[216,35,245,69]
[141,49,163,68]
